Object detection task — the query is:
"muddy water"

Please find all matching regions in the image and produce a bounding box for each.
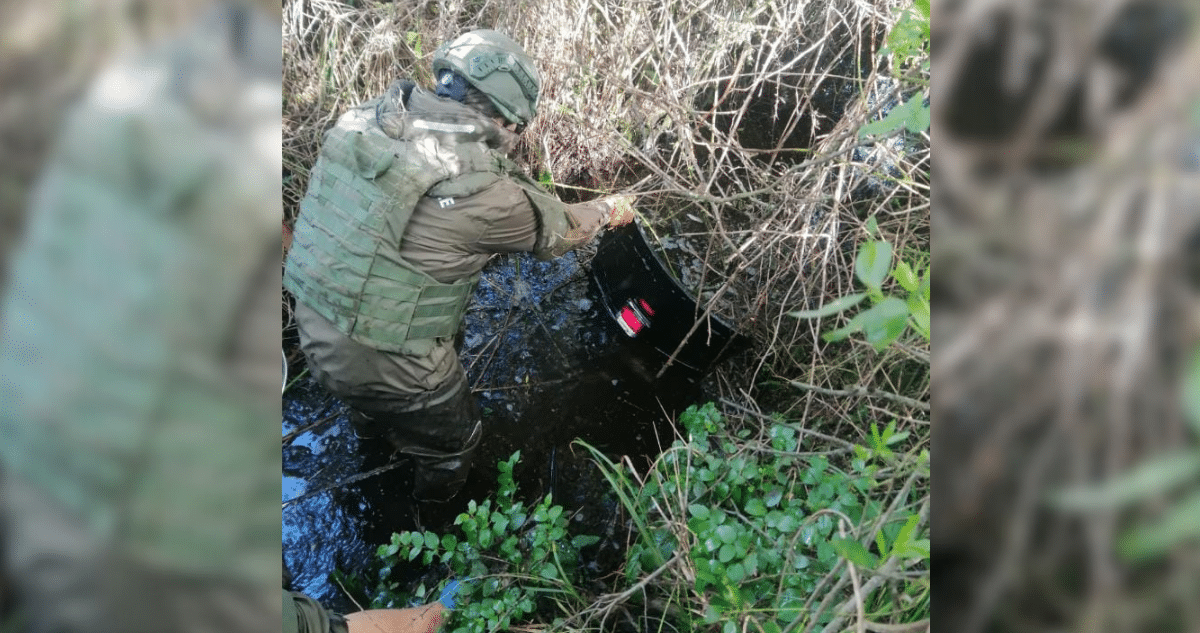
[283,239,736,611]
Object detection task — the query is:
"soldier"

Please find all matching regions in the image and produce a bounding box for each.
[284,30,634,502]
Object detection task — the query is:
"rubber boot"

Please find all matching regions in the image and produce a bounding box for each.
[348,408,382,439]
[404,420,482,503]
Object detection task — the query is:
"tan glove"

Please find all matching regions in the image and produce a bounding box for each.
[604,195,636,227]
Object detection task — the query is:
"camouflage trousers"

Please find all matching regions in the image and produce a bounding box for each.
[296,302,483,501]
[284,591,348,633]
[341,378,483,502]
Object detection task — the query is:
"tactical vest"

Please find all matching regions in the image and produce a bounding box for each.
[0,34,280,586]
[284,85,575,354]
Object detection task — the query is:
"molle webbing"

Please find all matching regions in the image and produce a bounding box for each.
[284,99,487,352]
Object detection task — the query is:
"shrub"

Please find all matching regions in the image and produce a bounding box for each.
[580,403,930,632]
[370,452,597,633]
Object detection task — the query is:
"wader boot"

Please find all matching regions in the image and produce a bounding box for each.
[348,409,384,440]
[404,420,481,503]
[344,378,483,502]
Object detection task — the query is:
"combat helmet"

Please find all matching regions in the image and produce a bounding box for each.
[432,29,541,125]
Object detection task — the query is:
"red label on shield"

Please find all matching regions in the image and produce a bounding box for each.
[617,299,652,337]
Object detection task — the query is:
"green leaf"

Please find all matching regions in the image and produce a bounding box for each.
[826,297,909,349]
[780,596,803,623]
[855,241,893,290]
[787,292,864,321]
[895,513,920,545]
[743,551,758,576]
[745,498,767,517]
[860,93,928,138]
[907,99,931,133]
[1051,451,1200,510]
[1183,348,1200,437]
[689,504,711,519]
[724,621,738,633]
[907,293,930,340]
[716,525,737,543]
[719,543,736,563]
[572,534,601,548]
[424,532,439,549]
[887,514,929,559]
[405,31,422,57]
[816,541,836,565]
[777,514,799,533]
[885,430,910,446]
[863,298,910,349]
[726,561,746,582]
[893,260,918,293]
[789,292,867,320]
[509,512,527,529]
[540,563,559,580]
[1118,492,1200,560]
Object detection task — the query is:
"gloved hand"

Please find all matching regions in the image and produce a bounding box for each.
[438,578,469,609]
[604,195,636,227]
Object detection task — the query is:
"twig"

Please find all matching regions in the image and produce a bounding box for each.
[719,398,859,450]
[333,574,365,613]
[282,458,407,508]
[863,620,929,633]
[788,380,930,412]
[864,404,929,427]
[570,551,685,627]
[816,500,930,633]
[282,409,340,446]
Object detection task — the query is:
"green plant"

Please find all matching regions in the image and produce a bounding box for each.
[370,452,598,632]
[860,0,930,138]
[405,31,423,58]
[859,93,929,138]
[790,217,930,350]
[881,0,930,70]
[579,403,930,631]
[1052,348,1200,559]
[859,419,911,465]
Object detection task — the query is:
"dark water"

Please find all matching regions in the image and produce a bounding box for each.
[283,231,742,611]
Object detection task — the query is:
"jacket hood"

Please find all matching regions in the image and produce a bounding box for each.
[375,80,518,154]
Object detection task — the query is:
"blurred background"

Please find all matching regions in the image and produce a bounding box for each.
[0,1,282,632]
[933,1,1200,632]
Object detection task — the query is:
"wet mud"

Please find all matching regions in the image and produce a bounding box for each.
[283,230,744,611]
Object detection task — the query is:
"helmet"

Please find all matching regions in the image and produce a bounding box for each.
[432,29,541,125]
